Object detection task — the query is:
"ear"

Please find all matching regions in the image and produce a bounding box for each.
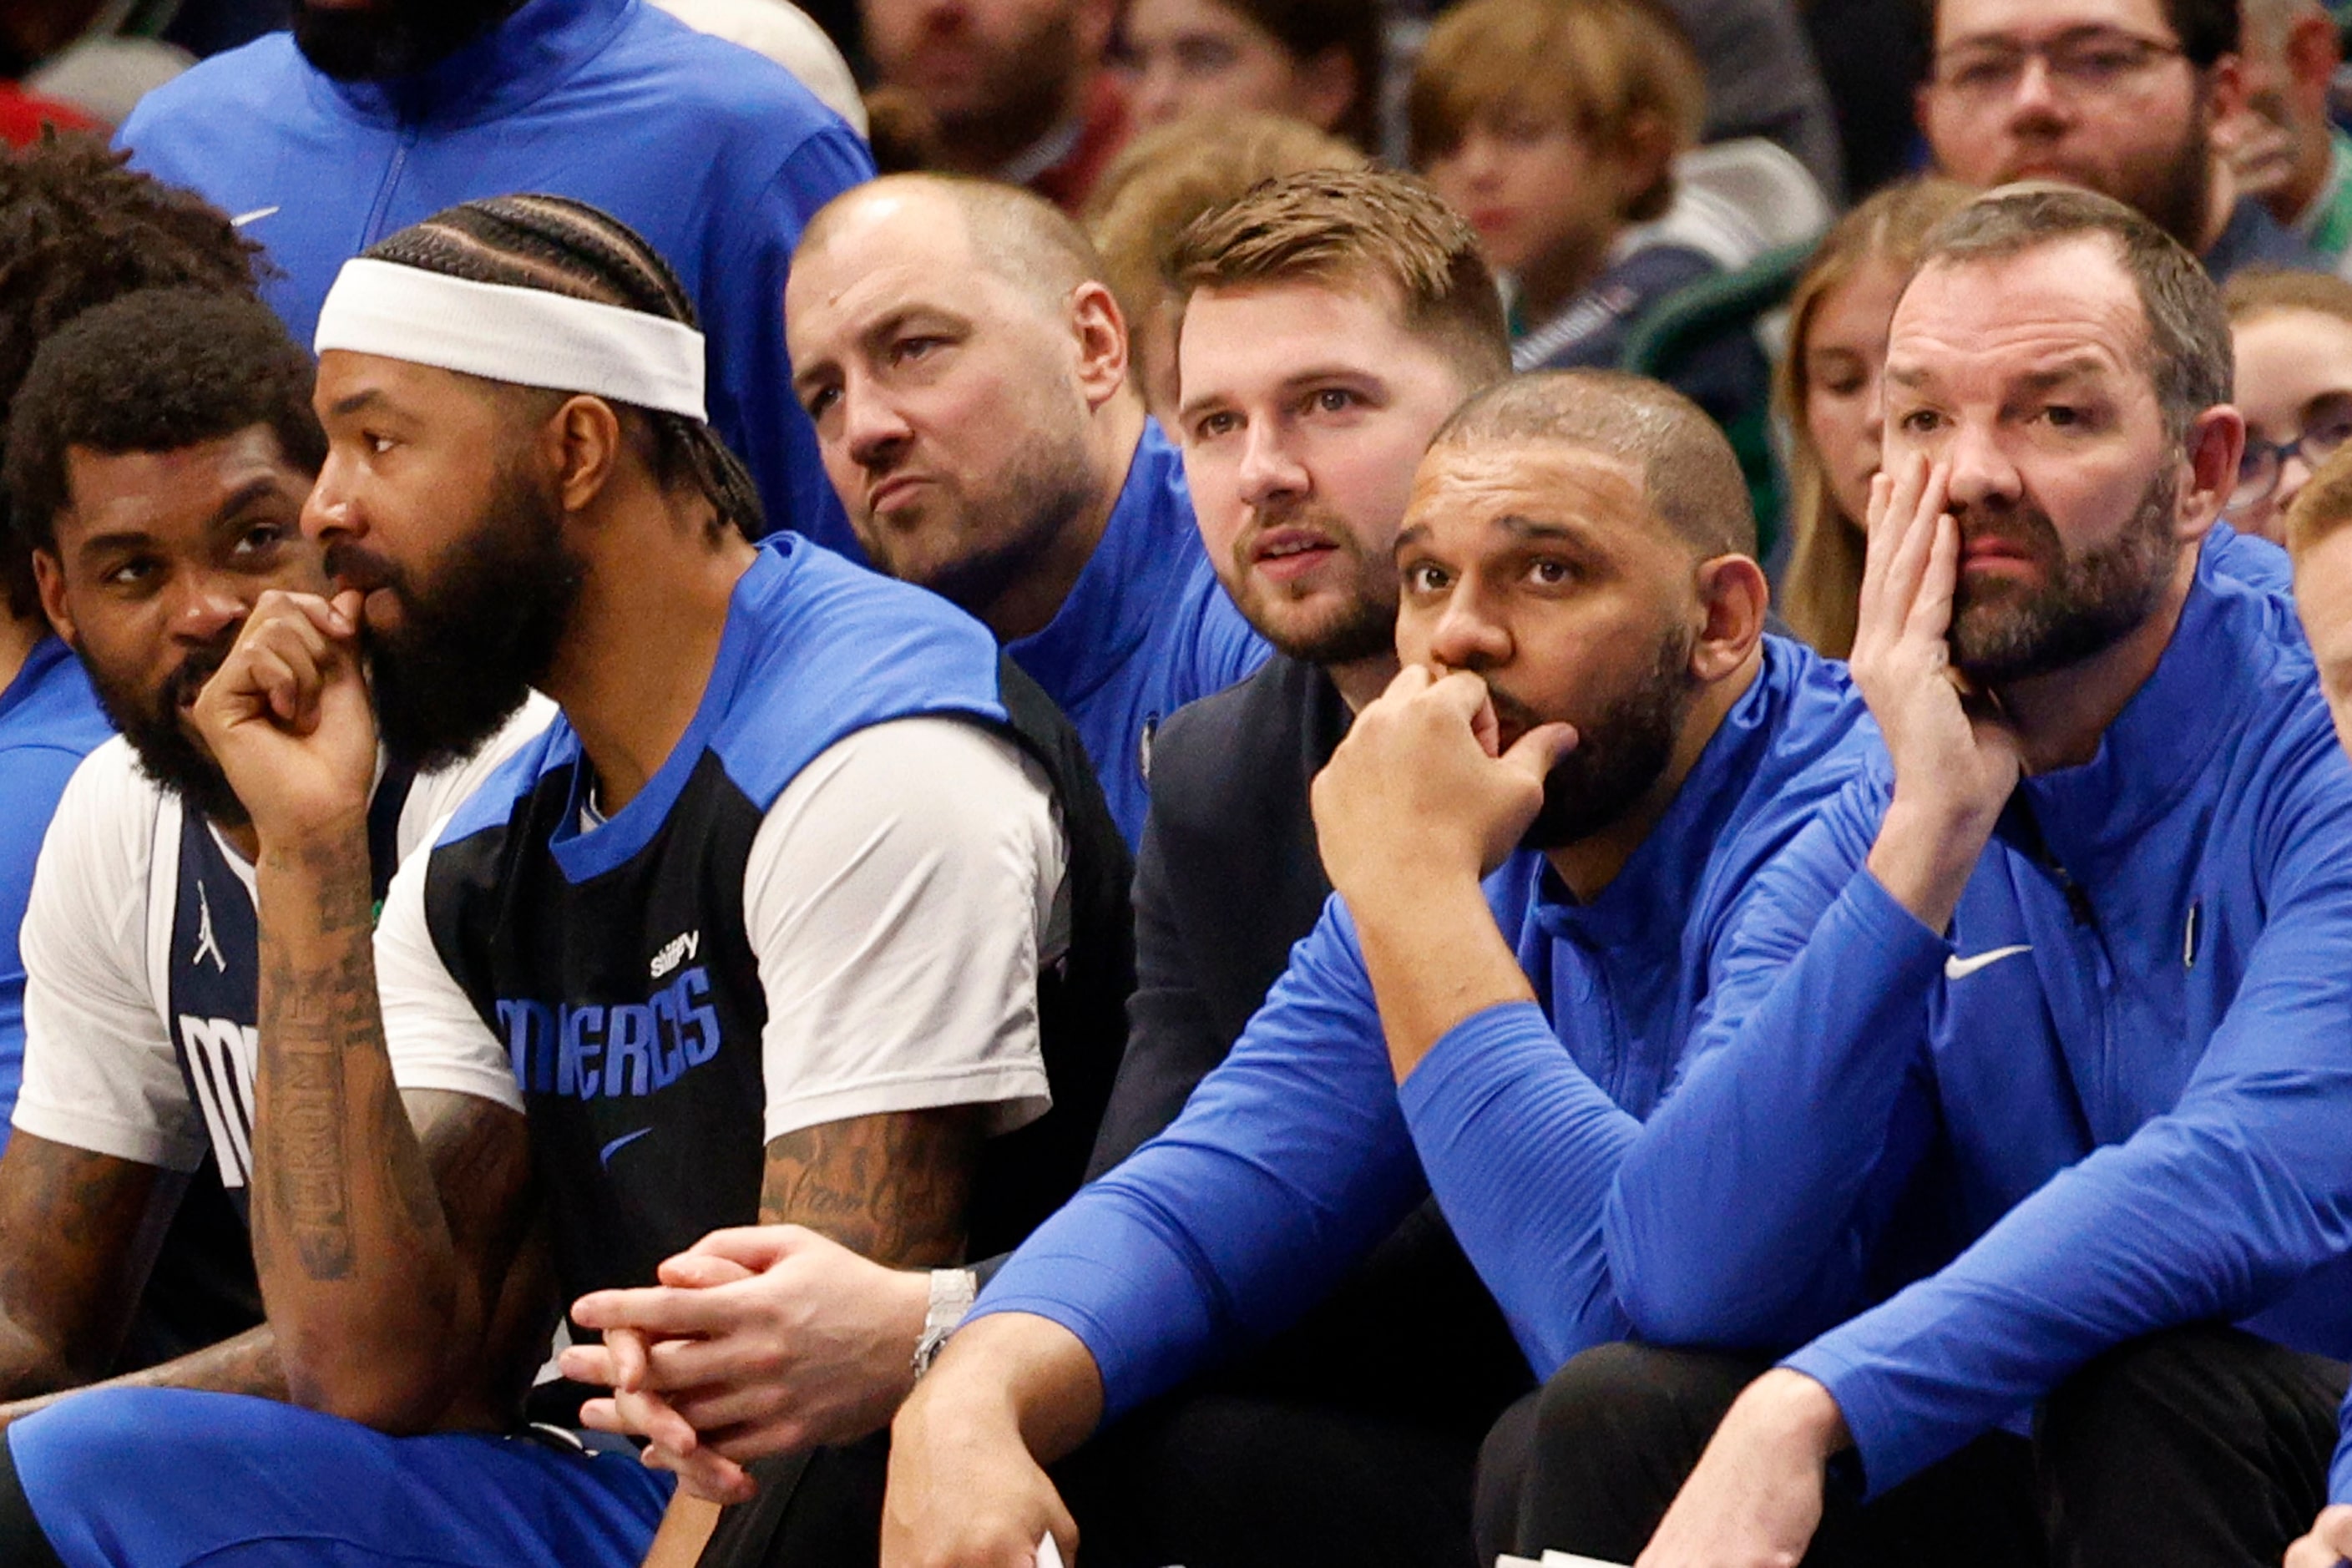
[1611,111,1678,215]
[2287,12,2343,94]
[1689,553,1770,683]
[31,547,73,645]
[1292,45,1359,136]
[1068,280,1133,412]
[2177,403,2246,544]
[2204,53,2248,124]
[546,395,626,516]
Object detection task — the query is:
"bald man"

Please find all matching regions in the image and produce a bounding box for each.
[786,174,1266,848]
[878,370,1883,1568]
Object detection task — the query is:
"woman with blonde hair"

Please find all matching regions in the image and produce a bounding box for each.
[1778,175,1974,656]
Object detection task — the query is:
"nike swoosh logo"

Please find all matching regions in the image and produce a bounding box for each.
[230,205,280,226]
[599,1128,653,1166]
[1945,944,2032,980]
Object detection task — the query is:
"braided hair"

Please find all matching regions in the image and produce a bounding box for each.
[361,195,764,539]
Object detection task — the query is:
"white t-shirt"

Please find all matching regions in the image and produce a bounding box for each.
[376,716,1068,1146]
[13,698,555,1178]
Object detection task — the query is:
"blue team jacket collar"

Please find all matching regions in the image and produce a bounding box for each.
[1005,423,1185,708]
[319,0,633,129]
[2019,566,2251,858]
[1527,642,1783,943]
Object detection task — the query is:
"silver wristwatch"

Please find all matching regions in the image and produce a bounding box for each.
[911,1267,978,1380]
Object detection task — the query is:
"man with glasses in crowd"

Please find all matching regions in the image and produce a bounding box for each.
[1920,0,2325,280]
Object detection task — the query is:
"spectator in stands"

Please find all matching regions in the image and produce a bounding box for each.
[2223,269,2352,544]
[1779,175,1974,657]
[1414,0,1704,377]
[861,0,1126,210]
[1412,0,1767,444]
[2223,0,2352,277]
[2283,447,2352,1568]
[0,196,1130,1568]
[114,0,875,557]
[0,288,548,1446]
[1541,185,2352,1568]
[1085,112,1364,427]
[783,175,1266,846]
[1920,0,2324,280]
[880,368,1880,1568]
[1032,166,1527,1566]
[1116,0,1382,148]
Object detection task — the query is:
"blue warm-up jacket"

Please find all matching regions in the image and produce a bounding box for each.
[117,0,873,554]
[1607,539,2352,1495]
[1005,424,1264,849]
[974,638,1877,1416]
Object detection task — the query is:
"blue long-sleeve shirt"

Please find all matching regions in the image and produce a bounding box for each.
[1608,544,2352,1495]
[117,0,873,554]
[974,639,1875,1416]
[1005,425,1264,848]
[0,638,111,1139]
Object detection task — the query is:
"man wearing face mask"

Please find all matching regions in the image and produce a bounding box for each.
[111,0,874,557]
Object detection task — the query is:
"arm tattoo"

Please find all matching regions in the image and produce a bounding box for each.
[760,1109,980,1267]
[0,1138,177,1394]
[255,837,380,1282]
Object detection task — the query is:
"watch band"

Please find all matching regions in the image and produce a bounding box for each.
[911,1267,979,1381]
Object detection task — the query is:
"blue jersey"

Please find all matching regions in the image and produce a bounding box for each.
[1006,425,1264,848]
[1606,540,2352,1495]
[974,640,1876,1417]
[116,0,873,554]
[0,636,109,1135]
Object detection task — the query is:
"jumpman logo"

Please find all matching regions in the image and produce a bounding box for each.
[192,880,227,974]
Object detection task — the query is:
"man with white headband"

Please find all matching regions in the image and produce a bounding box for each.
[0,195,1131,1568]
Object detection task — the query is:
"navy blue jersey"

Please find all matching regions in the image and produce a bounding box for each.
[397,538,1130,1302]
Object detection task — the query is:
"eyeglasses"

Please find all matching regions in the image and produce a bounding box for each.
[1930,29,2188,106]
[2233,397,2352,512]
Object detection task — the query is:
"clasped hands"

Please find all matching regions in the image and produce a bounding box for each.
[559,1225,931,1504]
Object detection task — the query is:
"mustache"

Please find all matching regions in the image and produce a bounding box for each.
[160,637,235,711]
[324,539,402,598]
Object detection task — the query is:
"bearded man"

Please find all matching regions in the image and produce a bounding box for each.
[0,199,1132,1568]
[877,367,1884,1567]
[112,0,874,557]
[1919,0,2324,279]
[1528,185,2352,1568]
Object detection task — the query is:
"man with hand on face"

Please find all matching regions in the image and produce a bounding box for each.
[113,0,873,554]
[1544,186,2352,1568]
[0,288,549,1448]
[1919,0,2324,280]
[785,174,1265,848]
[0,196,1130,1568]
[878,368,1882,1568]
[1028,164,1531,1568]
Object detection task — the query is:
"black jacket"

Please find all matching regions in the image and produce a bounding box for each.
[1092,653,1529,1429]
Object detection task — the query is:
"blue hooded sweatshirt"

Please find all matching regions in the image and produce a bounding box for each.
[116,0,873,554]
[1606,538,2352,1495]
[973,639,1876,1414]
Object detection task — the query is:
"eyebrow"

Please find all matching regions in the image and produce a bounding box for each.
[71,475,290,561]
[328,387,388,419]
[1393,513,1588,554]
[1885,357,2111,393]
[1178,364,1384,425]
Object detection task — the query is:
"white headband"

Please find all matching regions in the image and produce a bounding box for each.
[314,258,708,422]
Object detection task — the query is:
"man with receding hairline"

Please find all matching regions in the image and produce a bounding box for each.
[878,367,1885,1568]
[787,173,1265,847]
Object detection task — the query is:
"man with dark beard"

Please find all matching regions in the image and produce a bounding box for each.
[1535,185,2352,1568]
[877,367,1882,1568]
[0,197,1132,1568]
[0,286,552,1450]
[1920,0,2324,281]
[109,0,875,557]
